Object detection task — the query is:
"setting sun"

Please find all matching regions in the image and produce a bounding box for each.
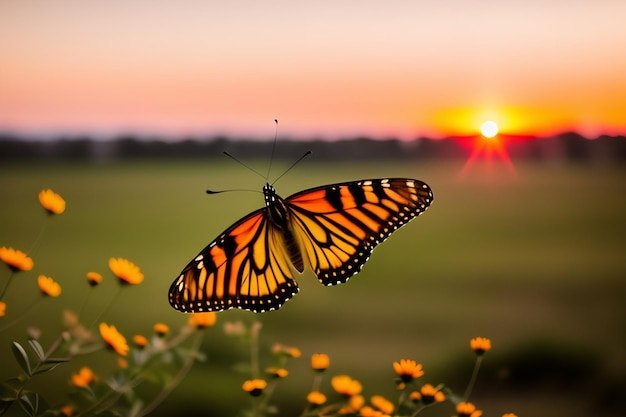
[481,121,499,138]
[459,118,517,179]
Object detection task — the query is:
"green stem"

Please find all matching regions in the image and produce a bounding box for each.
[255,379,277,417]
[135,330,204,417]
[76,286,94,321]
[162,324,194,349]
[0,296,40,332]
[299,374,323,417]
[397,388,406,411]
[247,320,267,417]
[410,404,426,417]
[0,270,15,301]
[88,285,122,328]
[311,373,322,392]
[74,388,122,417]
[250,320,262,378]
[1,214,49,301]
[27,215,49,256]
[252,396,261,417]
[463,356,483,401]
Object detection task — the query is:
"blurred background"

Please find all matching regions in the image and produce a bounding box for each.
[1,1,625,416]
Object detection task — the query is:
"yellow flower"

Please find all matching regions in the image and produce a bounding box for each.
[351,395,366,409]
[0,247,34,272]
[412,384,445,404]
[409,391,421,402]
[39,189,66,215]
[331,375,362,396]
[272,343,301,358]
[311,353,330,371]
[306,391,327,405]
[108,257,144,285]
[338,395,365,415]
[133,334,148,348]
[501,414,518,417]
[117,357,128,369]
[153,322,169,337]
[188,312,217,329]
[86,272,102,286]
[456,402,483,417]
[470,337,492,355]
[266,367,288,378]
[0,301,5,317]
[393,359,424,382]
[370,395,394,415]
[60,405,74,416]
[242,379,267,396]
[38,275,62,297]
[99,322,129,356]
[289,347,302,358]
[71,367,96,388]
[359,406,389,417]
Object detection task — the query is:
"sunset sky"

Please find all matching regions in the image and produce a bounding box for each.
[1,1,625,140]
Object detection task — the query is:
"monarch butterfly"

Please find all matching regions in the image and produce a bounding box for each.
[169,178,433,313]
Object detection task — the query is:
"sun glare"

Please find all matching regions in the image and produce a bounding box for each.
[459,118,517,179]
[481,120,499,138]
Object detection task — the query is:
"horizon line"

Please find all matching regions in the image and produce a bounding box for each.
[1,129,624,143]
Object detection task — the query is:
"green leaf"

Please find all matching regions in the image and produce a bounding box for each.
[31,362,63,376]
[0,399,15,415]
[11,342,32,377]
[128,399,144,417]
[0,378,22,401]
[43,356,70,364]
[27,340,45,361]
[18,392,39,417]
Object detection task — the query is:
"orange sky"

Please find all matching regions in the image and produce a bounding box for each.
[1,1,625,140]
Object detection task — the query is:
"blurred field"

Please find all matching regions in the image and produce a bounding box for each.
[1,158,625,416]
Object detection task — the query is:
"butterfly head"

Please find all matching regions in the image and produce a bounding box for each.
[263,183,277,207]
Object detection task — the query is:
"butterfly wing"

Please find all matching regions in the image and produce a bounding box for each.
[285,178,433,286]
[168,208,299,313]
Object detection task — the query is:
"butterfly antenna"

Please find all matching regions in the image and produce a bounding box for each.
[272,150,312,186]
[206,188,261,195]
[266,119,279,180]
[223,151,266,180]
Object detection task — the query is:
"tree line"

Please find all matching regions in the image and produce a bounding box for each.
[1,132,625,163]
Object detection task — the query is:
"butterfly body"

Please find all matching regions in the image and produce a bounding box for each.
[169,178,433,313]
[263,183,305,273]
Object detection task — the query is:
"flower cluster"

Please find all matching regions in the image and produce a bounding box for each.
[0,189,218,416]
[227,318,513,417]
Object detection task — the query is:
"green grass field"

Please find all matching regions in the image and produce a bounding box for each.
[1,158,625,416]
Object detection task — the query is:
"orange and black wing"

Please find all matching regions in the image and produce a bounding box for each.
[168,209,299,313]
[285,178,433,286]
